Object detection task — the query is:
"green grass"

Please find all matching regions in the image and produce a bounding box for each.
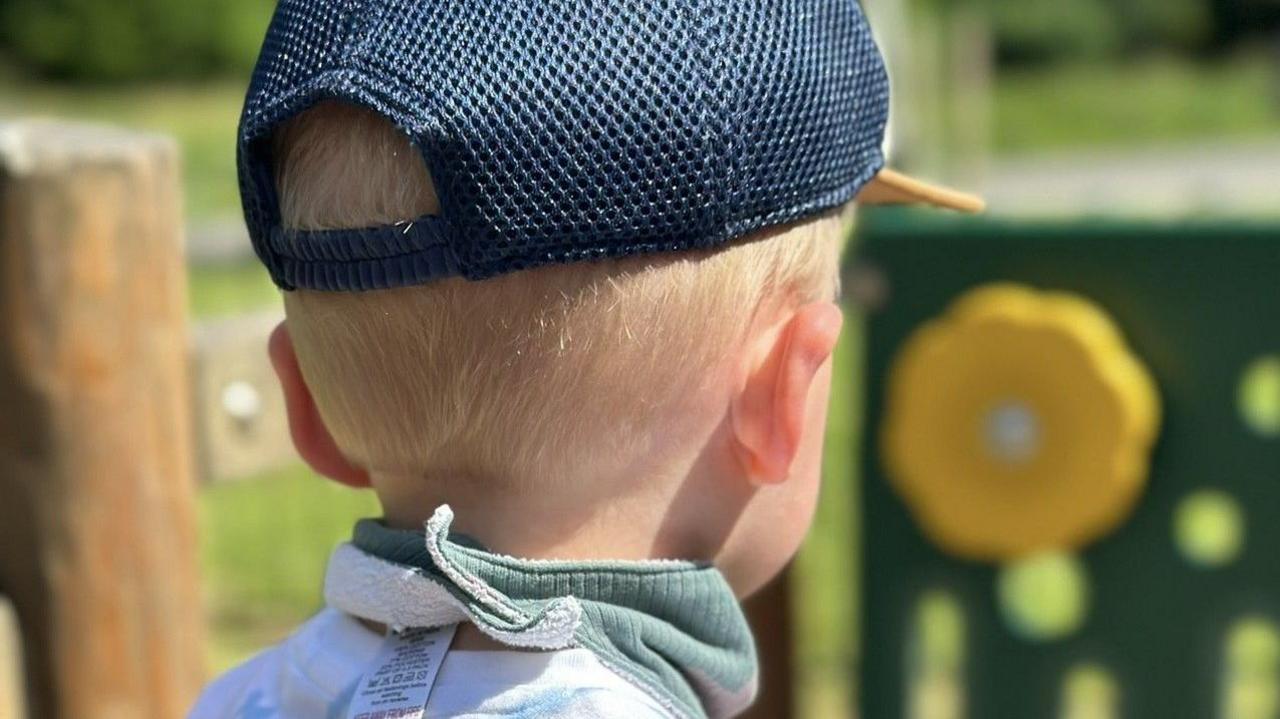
[200,463,380,673]
[994,51,1280,153]
[188,261,279,319]
[0,81,246,220]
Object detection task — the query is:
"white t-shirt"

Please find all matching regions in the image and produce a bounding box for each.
[190,608,671,718]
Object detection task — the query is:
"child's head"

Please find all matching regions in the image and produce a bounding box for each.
[242,1,981,598]
[267,102,850,596]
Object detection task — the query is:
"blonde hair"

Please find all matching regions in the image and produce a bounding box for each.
[275,102,851,483]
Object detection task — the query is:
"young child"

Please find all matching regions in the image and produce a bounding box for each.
[193,2,979,717]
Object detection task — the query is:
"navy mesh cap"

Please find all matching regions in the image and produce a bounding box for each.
[238,0,974,292]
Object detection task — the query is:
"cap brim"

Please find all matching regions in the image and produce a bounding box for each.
[855,168,986,213]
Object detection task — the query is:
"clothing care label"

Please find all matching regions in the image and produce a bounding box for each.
[346,624,458,719]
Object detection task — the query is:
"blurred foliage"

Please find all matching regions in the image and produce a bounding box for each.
[1116,0,1213,52]
[982,0,1125,66]
[0,0,1275,82]
[994,51,1280,152]
[908,0,1278,66]
[970,0,1213,65]
[0,0,273,82]
[1212,0,1280,47]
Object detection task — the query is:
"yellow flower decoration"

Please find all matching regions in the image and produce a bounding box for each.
[883,284,1161,561]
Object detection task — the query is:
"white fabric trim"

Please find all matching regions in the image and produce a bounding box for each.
[425,505,524,624]
[321,506,739,719]
[324,543,468,631]
[323,541,583,650]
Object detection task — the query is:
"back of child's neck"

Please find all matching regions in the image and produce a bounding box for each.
[369,463,741,565]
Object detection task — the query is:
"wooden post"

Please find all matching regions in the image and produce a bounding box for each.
[1,597,26,718]
[0,121,205,717]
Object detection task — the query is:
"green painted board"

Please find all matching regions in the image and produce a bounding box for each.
[857,208,1280,718]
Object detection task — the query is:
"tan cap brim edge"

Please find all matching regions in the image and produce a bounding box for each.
[855,168,986,213]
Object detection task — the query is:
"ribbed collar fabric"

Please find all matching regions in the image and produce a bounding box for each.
[322,505,758,719]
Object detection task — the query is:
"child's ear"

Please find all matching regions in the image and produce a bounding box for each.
[729,301,843,485]
[268,322,372,488]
